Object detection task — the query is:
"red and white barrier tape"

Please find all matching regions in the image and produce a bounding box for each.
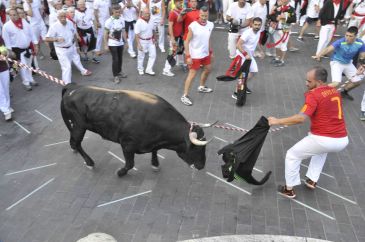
[190,121,287,133]
[0,55,66,86]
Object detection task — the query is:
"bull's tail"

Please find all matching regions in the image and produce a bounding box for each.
[62,83,78,97]
[236,171,272,185]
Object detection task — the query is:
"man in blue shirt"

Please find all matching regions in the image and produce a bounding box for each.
[312,26,365,99]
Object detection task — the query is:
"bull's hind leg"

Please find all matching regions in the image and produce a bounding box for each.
[117,150,135,177]
[151,151,160,171]
[70,126,95,168]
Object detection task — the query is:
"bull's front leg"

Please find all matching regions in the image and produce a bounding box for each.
[151,151,160,171]
[117,150,135,177]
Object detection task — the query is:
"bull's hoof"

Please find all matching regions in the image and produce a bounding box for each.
[151,165,160,172]
[117,168,128,177]
[72,148,78,153]
[83,162,95,169]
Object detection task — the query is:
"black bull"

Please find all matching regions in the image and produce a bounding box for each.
[60,83,212,177]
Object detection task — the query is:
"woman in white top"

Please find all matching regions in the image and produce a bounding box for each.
[104,4,128,83]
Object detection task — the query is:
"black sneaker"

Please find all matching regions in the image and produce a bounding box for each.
[297,37,304,43]
[278,185,296,199]
[92,57,100,64]
[274,61,285,67]
[246,88,252,94]
[341,90,354,101]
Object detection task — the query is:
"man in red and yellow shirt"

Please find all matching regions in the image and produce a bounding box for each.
[268,67,349,199]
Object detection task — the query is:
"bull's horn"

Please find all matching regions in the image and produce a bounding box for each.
[189,132,212,146]
[199,120,218,128]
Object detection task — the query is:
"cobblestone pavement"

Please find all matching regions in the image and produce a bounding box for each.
[0,24,364,242]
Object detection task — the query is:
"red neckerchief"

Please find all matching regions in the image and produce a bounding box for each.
[77,8,86,13]
[333,0,341,5]
[279,4,290,12]
[12,18,23,29]
[67,16,75,24]
[197,18,207,26]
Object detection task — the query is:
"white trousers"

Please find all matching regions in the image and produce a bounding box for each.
[316,24,335,55]
[285,133,348,187]
[137,41,156,72]
[163,40,184,72]
[153,21,165,51]
[0,70,11,114]
[127,28,136,55]
[228,32,240,58]
[31,20,47,40]
[361,90,365,111]
[330,61,358,83]
[19,51,35,85]
[95,19,107,52]
[55,44,87,84]
[222,0,234,21]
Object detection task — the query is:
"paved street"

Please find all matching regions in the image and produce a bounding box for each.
[0,24,365,242]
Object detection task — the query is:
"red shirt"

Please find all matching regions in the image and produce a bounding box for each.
[300,85,347,138]
[169,9,183,37]
[182,9,199,40]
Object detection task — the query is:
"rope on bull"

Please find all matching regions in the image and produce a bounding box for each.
[0,54,66,86]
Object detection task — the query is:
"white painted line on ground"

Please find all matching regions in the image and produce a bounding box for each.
[44,137,89,147]
[108,151,138,171]
[215,26,225,29]
[157,154,165,159]
[278,192,335,220]
[44,140,68,147]
[214,136,228,143]
[6,178,55,211]
[5,163,57,176]
[300,164,335,179]
[225,122,244,130]
[253,167,263,173]
[301,179,357,205]
[13,121,31,134]
[97,190,152,207]
[206,172,252,195]
[34,110,53,122]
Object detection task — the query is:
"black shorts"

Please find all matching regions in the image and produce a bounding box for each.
[306,17,319,24]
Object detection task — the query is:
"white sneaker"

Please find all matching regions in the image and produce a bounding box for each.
[181,95,193,106]
[145,70,156,76]
[129,52,136,58]
[138,69,144,75]
[160,48,166,53]
[197,86,213,93]
[4,111,12,121]
[162,70,175,77]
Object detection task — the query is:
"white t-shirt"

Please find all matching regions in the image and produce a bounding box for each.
[150,0,163,22]
[226,2,253,34]
[120,2,138,22]
[238,27,260,54]
[307,0,323,18]
[188,21,214,59]
[93,0,111,22]
[2,19,38,48]
[75,8,95,29]
[251,2,267,31]
[135,18,154,41]
[23,0,43,24]
[104,16,125,46]
[46,20,76,47]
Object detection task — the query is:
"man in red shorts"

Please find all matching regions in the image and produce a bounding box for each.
[180,6,214,106]
[268,67,349,199]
